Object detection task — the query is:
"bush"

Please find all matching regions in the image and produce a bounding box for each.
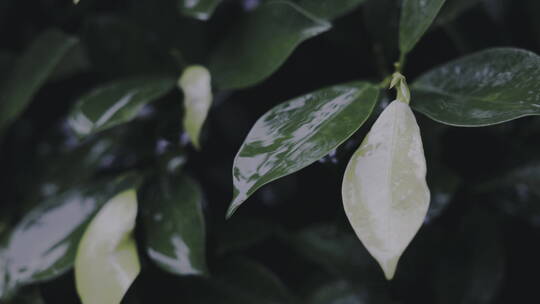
[1,0,540,303]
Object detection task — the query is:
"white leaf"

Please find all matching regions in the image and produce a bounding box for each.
[342,100,430,280]
[179,65,213,149]
[75,189,140,304]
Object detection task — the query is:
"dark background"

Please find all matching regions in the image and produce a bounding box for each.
[1,0,540,303]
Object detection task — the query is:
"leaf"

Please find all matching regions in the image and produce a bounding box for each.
[0,175,137,297]
[209,1,331,89]
[342,100,430,280]
[228,82,379,217]
[141,174,207,276]
[296,0,367,20]
[68,76,175,137]
[434,210,504,304]
[213,258,294,304]
[178,65,213,149]
[399,0,446,55]
[75,189,140,304]
[411,48,540,126]
[178,0,222,21]
[0,29,77,131]
[287,224,374,278]
[435,0,482,25]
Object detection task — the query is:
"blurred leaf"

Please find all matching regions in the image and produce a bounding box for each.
[228,82,379,217]
[434,209,504,304]
[305,280,366,304]
[49,42,91,82]
[424,164,460,223]
[217,217,281,255]
[0,51,14,85]
[83,15,175,78]
[75,189,140,304]
[68,76,175,137]
[178,65,213,149]
[178,0,222,21]
[480,163,540,227]
[213,258,294,304]
[0,29,77,131]
[342,100,429,280]
[435,0,482,25]
[288,224,373,278]
[141,174,207,276]
[296,0,367,20]
[363,0,400,63]
[8,287,45,304]
[209,0,331,89]
[0,175,137,298]
[411,48,540,126]
[400,0,446,55]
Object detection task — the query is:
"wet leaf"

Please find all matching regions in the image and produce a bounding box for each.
[0,29,77,130]
[141,174,207,276]
[342,100,430,280]
[296,0,367,20]
[411,48,540,126]
[228,82,379,217]
[0,175,137,297]
[209,1,331,89]
[178,65,213,149]
[75,189,140,304]
[68,76,175,137]
[178,0,222,21]
[400,0,446,55]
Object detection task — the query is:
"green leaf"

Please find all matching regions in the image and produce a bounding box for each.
[178,0,222,21]
[75,189,140,304]
[209,1,331,89]
[178,65,213,149]
[399,0,446,55]
[0,29,77,131]
[0,51,14,86]
[68,76,175,137]
[287,224,373,277]
[213,258,294,304]
[0,175,137,297]
[141,174,207,276]
[296,0,367,20]
[435,0,482,25]
[228,82,379,217]
[411,48,540,126]
[342,100,430,280]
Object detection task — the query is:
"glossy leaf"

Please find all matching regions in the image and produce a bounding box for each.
[209,1,330,89]
[411,48,540,126]
[178,0,222,21]
[0,29,77,130]
[178,65,213,149]
[399,0,446,54]
[297,0,367,20]
[75,189,140,304]
[0,176,136,296]
[228,82,379,217]
[141,174,207,276]
[342,100,430,280]
[68,76,175,137]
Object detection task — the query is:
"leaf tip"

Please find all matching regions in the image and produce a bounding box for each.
[378,255,400,281]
